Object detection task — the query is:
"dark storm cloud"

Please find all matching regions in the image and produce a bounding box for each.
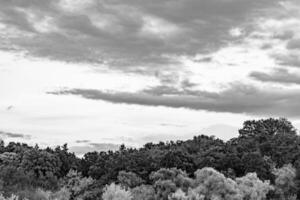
[273,30,294,41]
[274,54,300,68]
[287,39,300,50]
[0,0,58,32]
[0,0,281,72]
[49,84,300,117]
[1,8,36,32]
[250,68,300,85]
[142,85,183,96]
[0,131,31,139]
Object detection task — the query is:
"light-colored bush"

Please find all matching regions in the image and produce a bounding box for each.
[236,173,273,200]
[51,187,71,200]
[131,185,155,200]
[0,194,19,200]
[169,189,189,200]
[169,168,275,200]
[273,164,297,200]
[193,167,242,200]
[102,183,132,200]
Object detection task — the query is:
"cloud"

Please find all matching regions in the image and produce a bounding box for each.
[49,84,300,117]
[0,0,282,73]
[139,133,186,144]
[75,140,90,144]
[0,131,31,139]
[287,39,300,49]
[194,57,213,63]
[200,124,239,141]
[102,136,135,143]
[142,85,183,96]
[255,1,300,69]
[250,68,300,85]
[274,54,300,68]
[89,142,120,150]
[159,123,186,128]
[69,143,120,155]
[6,106,14,111]
[273,30,294,41]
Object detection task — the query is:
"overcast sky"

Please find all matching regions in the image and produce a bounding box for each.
[1,0,300,153]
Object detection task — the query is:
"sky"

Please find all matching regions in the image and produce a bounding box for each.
[1,0,300,154]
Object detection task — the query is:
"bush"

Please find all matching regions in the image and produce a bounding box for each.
[102,183,132,200]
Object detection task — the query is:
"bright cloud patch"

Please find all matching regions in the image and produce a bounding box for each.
[140,16,182,39]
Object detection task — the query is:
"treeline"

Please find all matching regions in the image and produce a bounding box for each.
[0,118,300,199]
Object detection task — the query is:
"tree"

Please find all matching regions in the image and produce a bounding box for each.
[102,183,132,200]
[54,144,79,178]
[80,151,99,177]
[192,167,241,200]
[160,150,195,174]
[117,171,144,189]
[169,189,193,200]
[64,170,94,200]
[150,168,193,199]
[236,173,273,200]
[241,152,272,180]
[0,194,19,200]
[239,118,296,139]
[131,185,155,200]
[273,164,297,199]
[20,148,61,190]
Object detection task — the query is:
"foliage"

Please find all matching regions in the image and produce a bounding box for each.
[0,194,19,200]
[192,167,241,200]
[131,185,155,200]
[64,170,94,200]
[0,118,300,199]
[272,164,297,199]
[236,173,273,200]
[102,183,132,200]
[150,168,193,200]
[117,171,144,188]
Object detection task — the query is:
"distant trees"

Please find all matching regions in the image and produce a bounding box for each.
[0,143,80,198]
[21,147,61,190]
[160,150,195,174]
[0,118,300,199]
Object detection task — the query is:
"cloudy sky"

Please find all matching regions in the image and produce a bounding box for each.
[1,0,300,154]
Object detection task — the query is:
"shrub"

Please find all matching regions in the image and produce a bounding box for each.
[102,183,132,200]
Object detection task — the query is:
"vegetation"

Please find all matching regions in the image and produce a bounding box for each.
[0,118,300,199]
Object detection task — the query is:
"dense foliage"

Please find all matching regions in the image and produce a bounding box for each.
[1,118,300,199]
